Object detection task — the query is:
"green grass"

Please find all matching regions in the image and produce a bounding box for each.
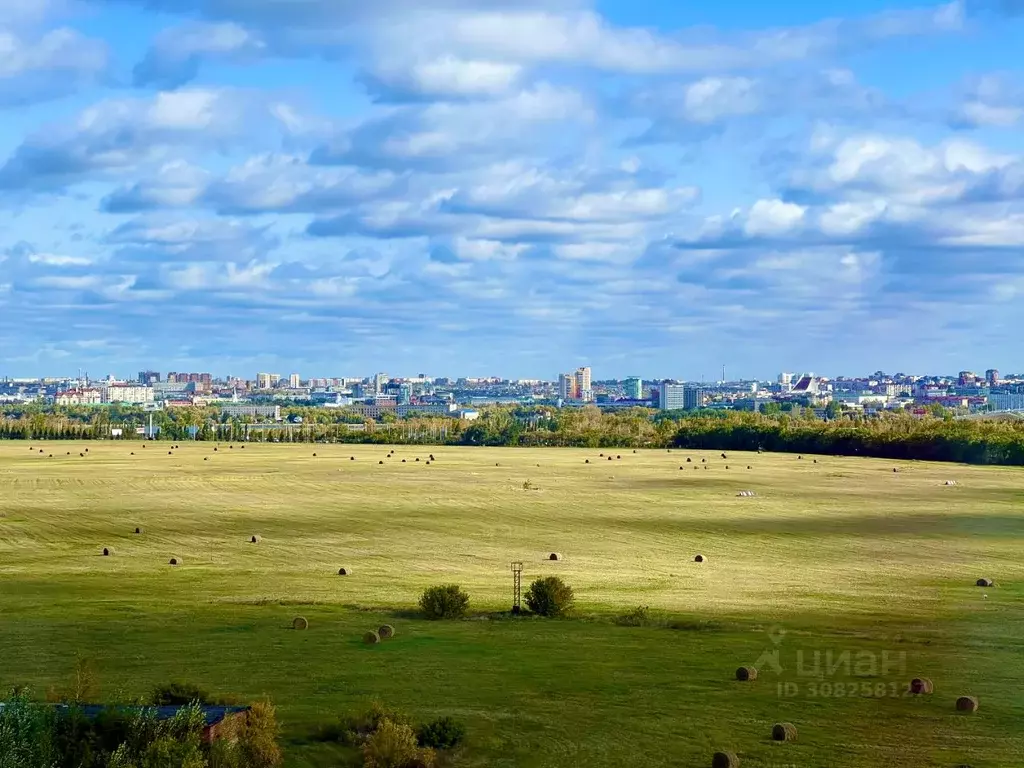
[1,442,1023,767]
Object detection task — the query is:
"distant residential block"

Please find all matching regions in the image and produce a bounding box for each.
[221,404,281,420]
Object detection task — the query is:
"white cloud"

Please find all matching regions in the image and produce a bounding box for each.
[744,199,807,237]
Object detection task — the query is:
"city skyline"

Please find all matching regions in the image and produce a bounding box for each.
[2,2,1024,375]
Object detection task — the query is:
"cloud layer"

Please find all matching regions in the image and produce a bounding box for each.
[1,0,1024,377]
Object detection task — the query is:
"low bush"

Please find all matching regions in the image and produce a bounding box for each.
[614,605,651,627]
[525,576,574,617]
[416,716,466,750]
[151,681,215,706]
[362,718,435,768]
[419,584,470,620]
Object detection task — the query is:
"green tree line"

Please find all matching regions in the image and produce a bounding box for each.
[3,404,1024,465]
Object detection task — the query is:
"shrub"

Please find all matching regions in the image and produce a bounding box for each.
[525,576,574,617]
[419,585,470,620]
[151,682,214,706]
[237,700,283,768]
[362,718,435,768]
[614,606,651,627]
[416,716,466,750]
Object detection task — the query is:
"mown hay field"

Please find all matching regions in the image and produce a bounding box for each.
[1,442,1023,767]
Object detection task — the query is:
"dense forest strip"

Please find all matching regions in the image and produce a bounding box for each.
[3,405,1024,466]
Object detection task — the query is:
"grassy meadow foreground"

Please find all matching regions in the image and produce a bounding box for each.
[1,442,1023,767]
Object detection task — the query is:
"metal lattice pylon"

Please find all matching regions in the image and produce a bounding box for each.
[510,561,523,612]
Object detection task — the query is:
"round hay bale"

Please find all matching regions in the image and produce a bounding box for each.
[379,460,384,465]
[338,567,349,576]
[721,453,727,459]
[204,457,208,461]
[607,456,613,461]
[771,723,797,742]
[67,452,71,455]
[956,696,979,712]
[250,535,261,543]
[549,552,561,561]
[585,459,590,464]
[725,465,729,470]
[168,451,173,455]
[893,467,899,473]
[229,445,233,449]
[496,462,500,466]
[976,578,994,587]
[599,453,604,457]
[80,453,85,457]
[798,455,802,460]
[701,458,706,463]
[85,448,89,452]
[240,445,245,449]
[680,466,684,470]
[102,547,114,556]
[214,447,218,451]
[687,458,692,463]
[378,624,395,639]
[39,449,43,453]
[313,453,317,457]
[292,616,308,630]
[735,666,757,681]
[364,630,381,644]
[426,461,431,465]
[169,557,180,566]
[747,465,751,469]
[909,677,933,695]
[134,527,143,534]
[694,554,706,563]
[711,751,739,768]
[416,458,420,462]
[351,456,355,460]
[131,452,135,456]
[616,455,622,459]
[402,459,406,463]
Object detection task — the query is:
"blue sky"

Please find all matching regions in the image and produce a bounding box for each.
[1,0,1023,381]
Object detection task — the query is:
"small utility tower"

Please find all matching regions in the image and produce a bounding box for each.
[510,561,523,614]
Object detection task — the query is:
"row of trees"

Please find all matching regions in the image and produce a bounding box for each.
[3,404,1024,465]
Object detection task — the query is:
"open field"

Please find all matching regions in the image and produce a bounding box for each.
[1,442,1023,767]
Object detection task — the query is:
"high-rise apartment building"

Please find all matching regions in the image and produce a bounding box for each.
[575,367,592,403]
[289,373,301,388]
[986,369,1000,387]
[659,383,705,411]
[373,372,389,395]
[558,373,576,401]
[683,386,705,410]
[658,382,685,410]
[256,373,279,389]
[624,377,643,400]
[138,371,160,385]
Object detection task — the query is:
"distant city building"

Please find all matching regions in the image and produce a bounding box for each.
[55,388,103,406]
[986,369,1000,387]
[791,374,820,395]
[658,383,685,410]
[558,373,576,401]
[104,385,154,405]
[623,377,644,400]
[958,371,978,387]
[575,367,592,403]
[397,383,413,405]
[256,373,279,389]
[221,404,281,420]
[989,392,1024,411]
[683,386,705,411]
[373,372,389,395]
[138,371,160,385]
[778,372,794,392]
[289,373,300,388]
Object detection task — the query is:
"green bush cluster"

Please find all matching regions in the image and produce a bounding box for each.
[419,584,470,620]
[525,576,574,617]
